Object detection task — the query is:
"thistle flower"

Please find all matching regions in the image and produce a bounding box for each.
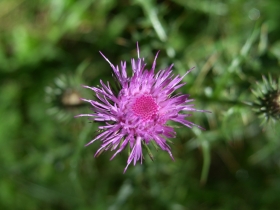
[250,75,280,124]
[76,44,208,172]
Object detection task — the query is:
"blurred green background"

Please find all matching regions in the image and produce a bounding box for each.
[1,0,280,209]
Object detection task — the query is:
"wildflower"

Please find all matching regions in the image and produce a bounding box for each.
[76,44,208,172]
[250,75,280,124]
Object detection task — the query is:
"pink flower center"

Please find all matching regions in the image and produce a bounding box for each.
[132,95,158,120]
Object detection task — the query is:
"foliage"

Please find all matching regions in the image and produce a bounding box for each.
[1,0,280,209]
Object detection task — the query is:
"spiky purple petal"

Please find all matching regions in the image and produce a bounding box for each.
[76,44,208,172]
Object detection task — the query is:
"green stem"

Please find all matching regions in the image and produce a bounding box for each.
[200,140,211,185]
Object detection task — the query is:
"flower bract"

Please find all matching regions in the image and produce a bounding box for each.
[250,75,280,124]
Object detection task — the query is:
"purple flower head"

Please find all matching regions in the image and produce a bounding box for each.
[76,43,208,172]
